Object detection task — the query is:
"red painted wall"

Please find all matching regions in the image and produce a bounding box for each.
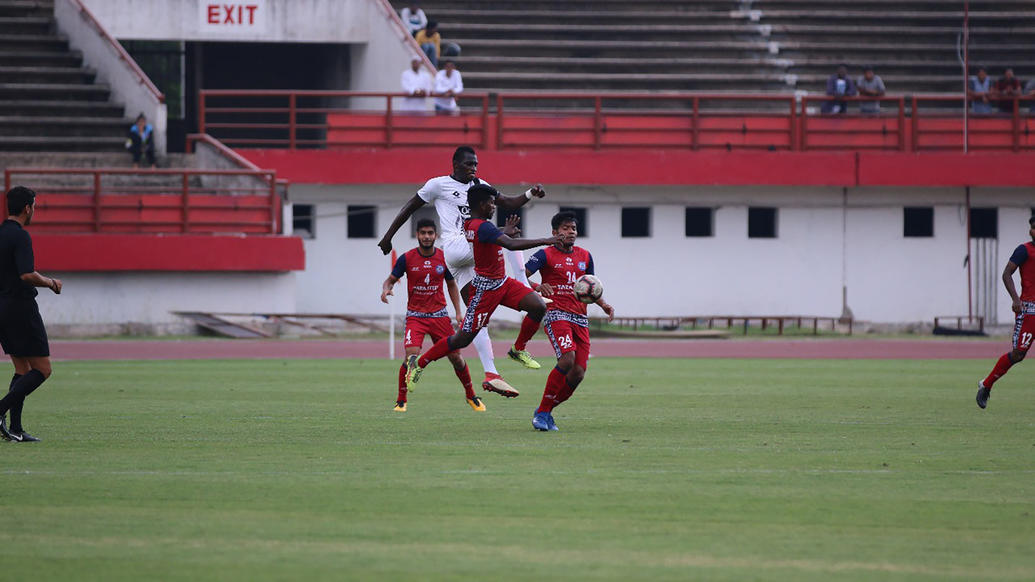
[241,148,1035,188]
[34,234,305,272]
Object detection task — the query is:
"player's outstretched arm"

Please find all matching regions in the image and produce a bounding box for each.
[380,275,399,304]
[377,194,426,255]
[446,278,464,327]
[595,298,615,322]
[496,184,546,210]
[496,232,564,252]
[21,271,61,294]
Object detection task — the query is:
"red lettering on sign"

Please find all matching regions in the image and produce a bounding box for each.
[223,4,235,23]
[207,5,219,23]
[244,5,257,24]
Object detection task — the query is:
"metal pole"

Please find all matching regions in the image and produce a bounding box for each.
[389,249,397,360]
[963,0,970,153]
[965,186,973,320]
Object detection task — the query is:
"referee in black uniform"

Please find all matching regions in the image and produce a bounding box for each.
[0,186,62,443]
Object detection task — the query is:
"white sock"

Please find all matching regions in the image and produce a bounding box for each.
[504,249,529,286]
[472,327,497,375]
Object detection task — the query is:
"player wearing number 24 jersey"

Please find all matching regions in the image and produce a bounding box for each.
[511,211,614,431]
[977,216,1035,409]
[405,185,562,397]
[381,219,480,412]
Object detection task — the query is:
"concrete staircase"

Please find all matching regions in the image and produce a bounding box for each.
[395,0,1035,98]
[0,0,130,151]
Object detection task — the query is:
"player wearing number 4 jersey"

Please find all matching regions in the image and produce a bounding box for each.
[977,216,1035,409]
[405,185,561,394]
[381,219,481,412]
[511,211,614,431]
[377,146,547,397]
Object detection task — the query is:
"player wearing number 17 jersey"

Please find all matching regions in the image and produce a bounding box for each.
[516,211,614,431]
[977,216,1035,409]
[381,219,480,412]
[405,185,561,394]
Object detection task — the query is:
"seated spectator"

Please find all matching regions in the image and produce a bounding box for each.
[994,68,1022,113]
[822,65,857,114]
[126,113,155,168]
[415,21,461,69]
[415,21,441,68]
[399,4,427,37]
[1025,78,1035,112]
[855,65,886,114]
[400,56,432,112]
[969,66,993,114]
[433,60,463,115]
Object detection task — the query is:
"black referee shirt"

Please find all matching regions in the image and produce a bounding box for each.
[0,219,38,300]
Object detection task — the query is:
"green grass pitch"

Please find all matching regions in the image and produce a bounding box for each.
[1,357,1033,581]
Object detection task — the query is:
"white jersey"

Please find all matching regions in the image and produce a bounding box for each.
[416,175,490,241]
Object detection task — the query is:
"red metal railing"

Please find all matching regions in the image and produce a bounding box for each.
[198,90,1035,153]
[3,168,280,235]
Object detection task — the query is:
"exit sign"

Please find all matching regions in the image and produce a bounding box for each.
[199,1,268,34]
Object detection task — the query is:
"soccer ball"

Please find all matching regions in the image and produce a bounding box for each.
[572,274,603,304]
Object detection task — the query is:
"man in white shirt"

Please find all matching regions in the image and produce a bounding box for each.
[400,57,432,113]
[378,146,546,397]
[399,4,427,37]
[433,60,463,115]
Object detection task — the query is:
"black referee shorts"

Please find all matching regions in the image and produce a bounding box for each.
[0,299,50,357]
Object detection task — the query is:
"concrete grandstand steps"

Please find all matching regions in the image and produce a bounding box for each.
[0,15,51,32]
[0,152,189,171]
[429,8,736,23]
[0,0,52,17]
[419,0,737,9]
[0,136,126,152]
[453,56,785,75]
[752,10,1035,24]
[453,39,776,58]
[0,65,95,84]
[0,115,128,137]
[0,49,82,67]
[0,99,123,117]
[441,22,761,41]
[0,33,67,51]
[462,71,797,91]
[763,24,1035,37]
[0,82,110,100]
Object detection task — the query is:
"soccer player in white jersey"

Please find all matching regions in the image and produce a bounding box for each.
[378,146,546,396]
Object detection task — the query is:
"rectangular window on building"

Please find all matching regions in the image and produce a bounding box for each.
[292,204,315,239]
[685,207,714,237]
[496,207,524,229]
[621,207,651,238]
[347,205,376,238]
[970,207,998,239]
[903,207,934,237]
[558,206,588,237]
[748,207,777,238]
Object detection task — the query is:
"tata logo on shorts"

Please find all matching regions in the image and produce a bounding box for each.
[578,261,586,270]
[435,265,445,274]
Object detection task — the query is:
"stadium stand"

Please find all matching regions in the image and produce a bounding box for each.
[394,0,1035,96]
[0,0,129,151]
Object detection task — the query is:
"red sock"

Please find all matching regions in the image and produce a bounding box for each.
[418,336,454,367]
[555,376,578,406]
[983,353,1015,388]
[397,363,407,402]
[455,364,475,399]
[536,367,567,413]
[513,316,541,352]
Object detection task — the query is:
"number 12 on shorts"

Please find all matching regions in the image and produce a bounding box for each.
[1022,332,1033,348]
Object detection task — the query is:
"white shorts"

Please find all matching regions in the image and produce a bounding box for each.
[441,235,475,290]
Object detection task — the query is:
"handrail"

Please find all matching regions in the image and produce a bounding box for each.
[187,133,264,171]
[65,0,164,103]
[371,0,437,74]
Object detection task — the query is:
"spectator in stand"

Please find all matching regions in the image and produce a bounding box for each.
[415,20,442,68]
[126,113,155,168]
[433,60,463,115]
[994,68,1022,113]
[1025,77,1035,112]
[969,66,993,114]
[855,65,886,114]
[400,3,427,37]
[400,56,432,113]
[822,65,857,114]
[415,21,460,70]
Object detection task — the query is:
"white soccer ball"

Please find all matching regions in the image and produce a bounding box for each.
[572,274,603,304]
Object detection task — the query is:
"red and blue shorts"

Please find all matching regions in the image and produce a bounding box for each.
[462,276,534,332]
[404,316,455,349]
[1011,304,1035,352]
[544,311,591,371]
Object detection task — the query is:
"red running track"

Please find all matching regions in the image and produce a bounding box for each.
[49,338,1007,361]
